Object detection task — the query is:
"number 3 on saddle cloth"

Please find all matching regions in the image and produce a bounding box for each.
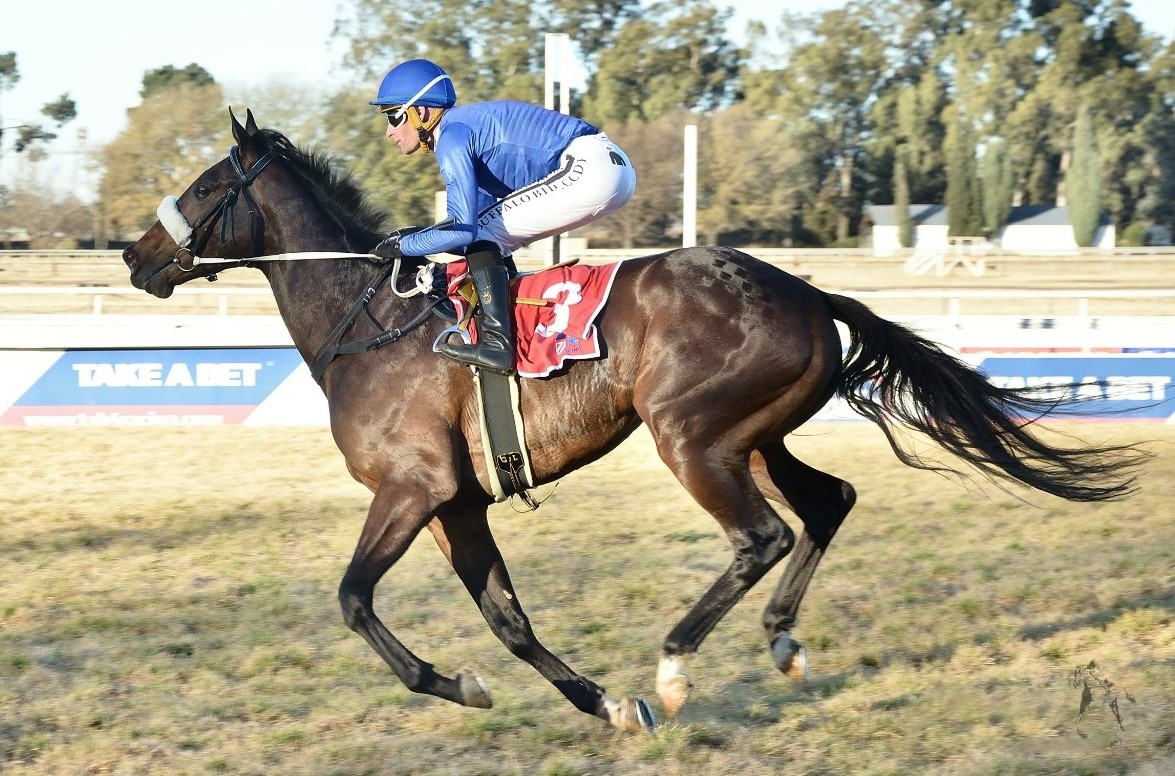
[444,260,623,378]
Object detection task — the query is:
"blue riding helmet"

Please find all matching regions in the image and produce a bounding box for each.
[369,59,457,109]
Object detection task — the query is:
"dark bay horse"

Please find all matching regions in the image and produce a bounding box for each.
[121,111,1142,732]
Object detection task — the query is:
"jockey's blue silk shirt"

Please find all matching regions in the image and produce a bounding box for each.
[399,101,597,257]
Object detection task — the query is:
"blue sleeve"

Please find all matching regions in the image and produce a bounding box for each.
[399,123,479,256]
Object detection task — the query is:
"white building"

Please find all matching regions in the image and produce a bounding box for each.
[866,204,1114,255]
[999,205,1115,251]
[866,204,948,255]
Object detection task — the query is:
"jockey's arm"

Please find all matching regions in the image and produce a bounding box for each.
[399,125,479,258]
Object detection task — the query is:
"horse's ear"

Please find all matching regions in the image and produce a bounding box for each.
[230,108,248,145]
[244,109,260,136]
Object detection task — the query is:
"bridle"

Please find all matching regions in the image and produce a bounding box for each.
[169,145,274,274]
[151,144,448,299]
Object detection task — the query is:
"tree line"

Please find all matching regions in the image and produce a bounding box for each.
[4,0,1175,250]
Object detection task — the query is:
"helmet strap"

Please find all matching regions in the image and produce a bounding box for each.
[409,106,444,154]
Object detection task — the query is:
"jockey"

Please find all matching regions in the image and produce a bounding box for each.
[369,58,637,375]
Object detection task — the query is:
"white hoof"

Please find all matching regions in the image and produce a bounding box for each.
[604,695,656,733]
[456,668,493,708]
[771,633,809,682]
[655,655,693,717]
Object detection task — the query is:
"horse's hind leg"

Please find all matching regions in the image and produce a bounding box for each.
[751,440,856,679]
[650,437,797,716]
[427,505,654,733]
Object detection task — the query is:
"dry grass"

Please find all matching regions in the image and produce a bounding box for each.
[1,423,1172,775]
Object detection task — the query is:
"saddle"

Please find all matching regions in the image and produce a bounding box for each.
[434,259,579,334]
[437,258,620,379]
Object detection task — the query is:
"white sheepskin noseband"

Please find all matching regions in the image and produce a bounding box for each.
[157,196,194,248]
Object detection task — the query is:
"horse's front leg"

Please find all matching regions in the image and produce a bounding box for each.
[337,480,492,708]
[428,504,655,733]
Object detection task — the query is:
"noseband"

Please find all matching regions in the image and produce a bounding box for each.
[166,145,273,272]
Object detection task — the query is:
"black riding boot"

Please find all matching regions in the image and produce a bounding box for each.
[436,242,516,374]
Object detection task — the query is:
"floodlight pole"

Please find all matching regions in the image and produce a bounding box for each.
[683,125,698,248]
[543,33,571,266]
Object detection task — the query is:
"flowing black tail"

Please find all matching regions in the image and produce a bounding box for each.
[823,292,1146,502]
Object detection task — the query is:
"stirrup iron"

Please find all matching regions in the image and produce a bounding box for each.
[433,324,473,352]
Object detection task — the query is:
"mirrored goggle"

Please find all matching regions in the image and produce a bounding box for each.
[383,108,408,128]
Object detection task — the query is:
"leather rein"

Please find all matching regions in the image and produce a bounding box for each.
[160,145,446,383]
[159,145,380,275]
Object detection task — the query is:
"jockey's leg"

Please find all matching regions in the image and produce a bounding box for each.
[436,241,516,375]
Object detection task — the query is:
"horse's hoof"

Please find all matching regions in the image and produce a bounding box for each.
[456,668,493,708]
[604,696,656,733]
[771,634,809,682]
[655,655,693,717]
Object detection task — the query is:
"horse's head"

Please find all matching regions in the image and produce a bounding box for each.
[122,109,275,298]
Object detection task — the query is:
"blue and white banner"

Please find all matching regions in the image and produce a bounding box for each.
[809,351,1175,423]
[2,347,1173,426]
[978,355,1174,420]
[1,348,328,426]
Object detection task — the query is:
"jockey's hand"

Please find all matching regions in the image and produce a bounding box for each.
[370,234,403,263]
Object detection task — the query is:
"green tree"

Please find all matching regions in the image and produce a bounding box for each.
[937,0,1040,138]
[547,0,642,63]
[946,118,983,237]
[1067,105,1101,247]
[695,103,808,245]
[1132,40,1175,235]
[98,80,230,238]
[576,113,683,247]
[0,51,77,162]
[335,0,544,104]
[981,137,1013,237]
[581,0,740,125]
[858,0,948,210]
[318,87,435,230]
[894,145,913,248]
[0,167,93,248]
[141,64,215,99]
[762,2,900,243]
[0,52,15,91]
[1011,2,1155,214]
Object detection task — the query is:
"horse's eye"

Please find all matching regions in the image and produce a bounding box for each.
[194,183,212,199]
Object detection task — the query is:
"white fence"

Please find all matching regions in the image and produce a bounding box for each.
[6,245,1175,264]
[3,284,1174,319]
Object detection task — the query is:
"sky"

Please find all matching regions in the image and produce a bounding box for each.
[2,0,1174,198]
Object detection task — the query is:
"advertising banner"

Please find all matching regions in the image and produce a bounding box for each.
[809,350,1175,423]
[2,345,1173,426]
[977,353,1174,421]
[1,347,328,426]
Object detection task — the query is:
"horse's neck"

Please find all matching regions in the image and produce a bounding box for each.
[257,232,384,365]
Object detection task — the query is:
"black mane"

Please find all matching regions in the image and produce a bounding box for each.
[253,128,388,242]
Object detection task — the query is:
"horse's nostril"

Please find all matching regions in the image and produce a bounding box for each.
[122,247,137,269]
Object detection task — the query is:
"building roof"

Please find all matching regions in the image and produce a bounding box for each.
[1005,205,1109,227]
[866,204,947,226]
[867,204,1110,227]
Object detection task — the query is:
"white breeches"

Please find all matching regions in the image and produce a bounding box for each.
[474,132,636,255]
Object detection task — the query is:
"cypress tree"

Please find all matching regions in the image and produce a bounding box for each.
[895,145,913,248]
[1068,106,1101,247]
[982,138,1013,239]
[947,120,982,237]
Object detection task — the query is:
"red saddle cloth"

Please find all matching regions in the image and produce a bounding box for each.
[445,260,623,378]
